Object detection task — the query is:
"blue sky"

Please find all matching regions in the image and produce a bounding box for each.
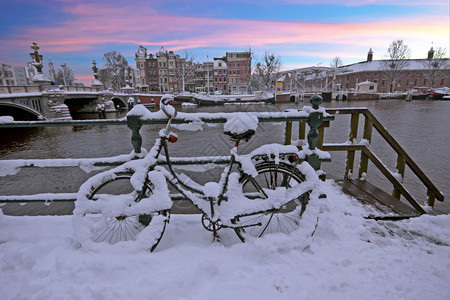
[0,0,448,85]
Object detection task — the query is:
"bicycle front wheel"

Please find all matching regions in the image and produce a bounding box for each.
[74,172,170,252]
[233,162,309,241]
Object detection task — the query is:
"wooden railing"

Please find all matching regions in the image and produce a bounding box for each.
[285,107,444,213]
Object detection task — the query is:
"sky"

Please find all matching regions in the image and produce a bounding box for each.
[0,0,449,86]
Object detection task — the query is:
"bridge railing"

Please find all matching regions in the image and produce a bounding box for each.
[0,85,103,94]
[0,106,334,205]
[1,105,444,214]
[284,107,444,214]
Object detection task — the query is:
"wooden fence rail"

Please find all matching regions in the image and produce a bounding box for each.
[285,107,444,214]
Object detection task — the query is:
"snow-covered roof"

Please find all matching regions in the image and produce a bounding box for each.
[157,46,167,56]
[356,80,377,86]
[340,59,449,74]
[213,60,227,68]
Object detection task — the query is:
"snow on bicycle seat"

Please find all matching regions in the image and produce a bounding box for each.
[223,113,258,142]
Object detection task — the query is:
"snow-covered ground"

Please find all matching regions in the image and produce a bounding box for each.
[1,180,449,300]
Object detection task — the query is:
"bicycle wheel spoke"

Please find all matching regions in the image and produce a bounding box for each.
[76,172,170,251]
[235,163,310,241]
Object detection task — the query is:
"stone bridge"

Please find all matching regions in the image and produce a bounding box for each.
[0,85,142,120]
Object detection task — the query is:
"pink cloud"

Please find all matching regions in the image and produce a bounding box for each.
[1,2,447,62]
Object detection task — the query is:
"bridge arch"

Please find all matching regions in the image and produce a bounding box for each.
[111,97,127,109]
[0,102,45,121]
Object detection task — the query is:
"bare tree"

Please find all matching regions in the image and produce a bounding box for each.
[98,68,112,89]
[422,47,449,88]
[254,52,281,91]
[55,66,76,86]
[330,57,343,68]
[102,51,129,91]
[382,40,411,92]
[177,50,196,93]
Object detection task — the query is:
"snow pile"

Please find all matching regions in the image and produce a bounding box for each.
[1,180,449,300]
[223,113,258,135]
[0,116,14,123]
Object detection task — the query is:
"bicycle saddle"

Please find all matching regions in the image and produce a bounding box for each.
[223,129,255,142]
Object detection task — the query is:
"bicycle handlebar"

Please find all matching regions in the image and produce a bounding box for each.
[160,95,176,119]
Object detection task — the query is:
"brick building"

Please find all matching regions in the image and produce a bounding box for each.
[134,46,251,94]
[226,51,252,94]
[336,48,450,93]
[282,48,449,94]
[213,58,227,93]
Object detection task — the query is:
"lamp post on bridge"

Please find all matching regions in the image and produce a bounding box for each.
[91,60,104,90]
[60,63,68,86]
[29,42,51,87]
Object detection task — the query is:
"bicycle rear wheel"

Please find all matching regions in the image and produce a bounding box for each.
[233,162,309,242]
[74,172,170,252]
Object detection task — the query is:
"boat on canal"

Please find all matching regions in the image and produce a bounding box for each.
[432,87,450,100]
[193,91,276,106]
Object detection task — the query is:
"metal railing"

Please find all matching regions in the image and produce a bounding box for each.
[0,105,334,204]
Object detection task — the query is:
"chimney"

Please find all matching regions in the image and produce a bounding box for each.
[367,48,373,62]
[428,47,434,60]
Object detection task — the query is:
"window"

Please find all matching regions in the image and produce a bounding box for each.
[381,80,385,86]
[414,78,418,86]
[423,78,427,85]
[441,78,445,86]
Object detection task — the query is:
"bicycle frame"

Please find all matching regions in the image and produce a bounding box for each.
[142,105,304,228]
[74,100,319,249]
[145,116,257,219]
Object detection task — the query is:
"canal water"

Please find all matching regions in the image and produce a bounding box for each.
[1,98,449,214]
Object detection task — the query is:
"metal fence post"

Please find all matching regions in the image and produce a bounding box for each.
[127,115,143,154]
[306,95,324,170]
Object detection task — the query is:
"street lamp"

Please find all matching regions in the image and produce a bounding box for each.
[60,63,67,86]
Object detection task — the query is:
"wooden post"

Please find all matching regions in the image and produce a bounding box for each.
[284,121,292,145]
[299,121,306,141]
[358,115,373,179]
[426,189,436,207]
[127,115,143,154]
[345,113,359,179]
[392,154,406,199]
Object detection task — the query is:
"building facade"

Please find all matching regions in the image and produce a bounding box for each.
[134,46,251,94]
[336,49,450,93]
[226,51,251,94]
[213,58,227,93]
[0,63,28,86]
[281,48,449,94]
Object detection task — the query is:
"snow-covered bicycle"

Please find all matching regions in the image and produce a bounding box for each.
[73,96,320,251]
